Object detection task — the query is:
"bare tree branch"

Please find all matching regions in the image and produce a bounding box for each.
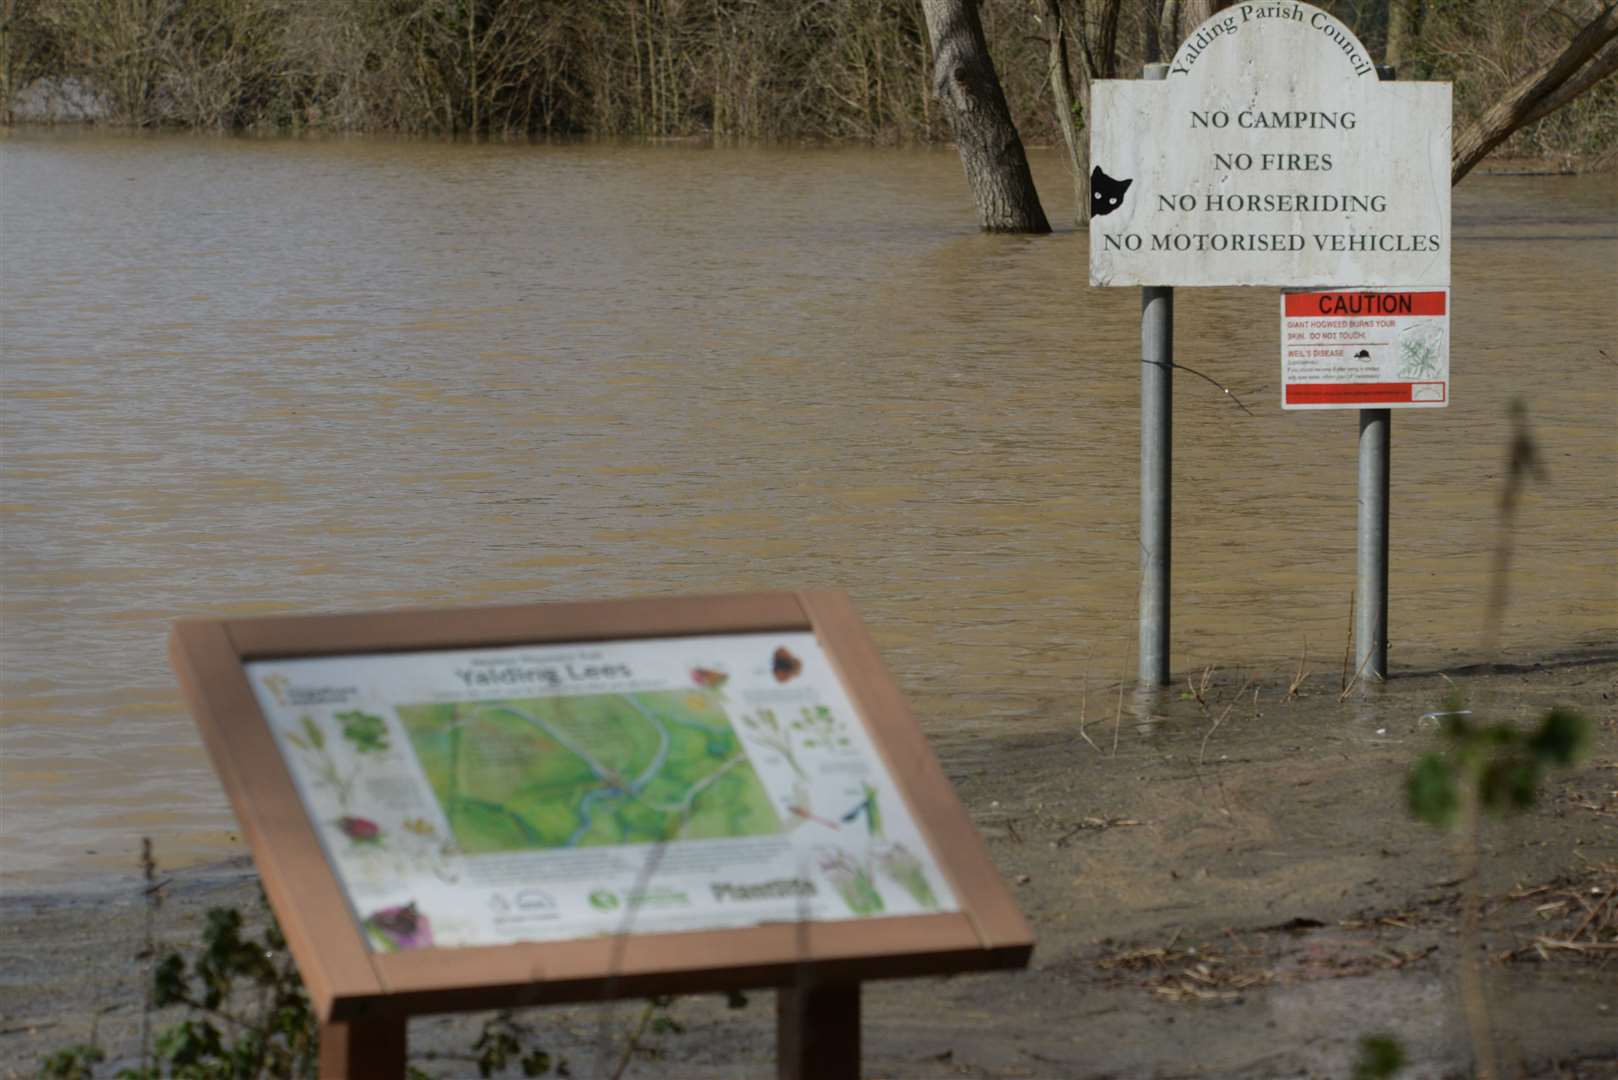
[1452,3,1618,183]
[1519,34,1618,128]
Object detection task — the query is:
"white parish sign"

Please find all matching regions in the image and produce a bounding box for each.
[1089,1,1451,288]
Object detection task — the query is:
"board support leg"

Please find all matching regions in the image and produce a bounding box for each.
[319,1015,406,1080]
[777,981,861,1080]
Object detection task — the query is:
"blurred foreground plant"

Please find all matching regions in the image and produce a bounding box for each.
[1408,698,1587,825]
[1405,694,1589,1080]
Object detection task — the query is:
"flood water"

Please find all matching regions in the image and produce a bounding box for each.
[2,132,1614,889]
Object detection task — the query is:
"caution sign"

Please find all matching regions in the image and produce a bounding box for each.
[1280,288,1449,409]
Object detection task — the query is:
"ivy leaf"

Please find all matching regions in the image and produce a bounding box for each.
[1407,754,1457,826]
[39,1043,105,1080]
[1527,706,1587,765]
[1480,755,1540,813]
[153,952,188,1007]
[1352,1033,1405,1080]
[520,1049,553,1076]
[155,1020,225,1067]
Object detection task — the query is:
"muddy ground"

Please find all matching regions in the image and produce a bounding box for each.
[3,648,1614,1079]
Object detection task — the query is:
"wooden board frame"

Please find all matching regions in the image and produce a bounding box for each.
[169,590,1033,1026]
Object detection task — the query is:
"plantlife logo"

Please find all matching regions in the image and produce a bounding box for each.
[588,889,620,912]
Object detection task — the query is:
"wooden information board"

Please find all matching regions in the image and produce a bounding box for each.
[170,591,1032,1078]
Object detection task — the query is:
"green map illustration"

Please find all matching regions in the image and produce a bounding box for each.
[398,691,780,854]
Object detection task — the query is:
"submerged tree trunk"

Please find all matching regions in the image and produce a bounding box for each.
[1451,3,1618,183]
[920,0,1050,233]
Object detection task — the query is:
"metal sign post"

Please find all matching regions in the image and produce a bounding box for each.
[1356,408,1391,681]
[1139,61,1172,689]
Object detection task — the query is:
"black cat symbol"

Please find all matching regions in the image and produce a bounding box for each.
[1091,166,1133,217]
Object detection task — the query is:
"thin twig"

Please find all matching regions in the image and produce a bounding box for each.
[1145,357,1256,415]
[1339,639,1379,702]
[1340,590,1356,694]
[1285,639,1310,702]
[1077,672,1102,754]
[1199,677,1253,766]
[1113,677,1125,758]
[608,999,660,1080]
[1570,887,1616,942]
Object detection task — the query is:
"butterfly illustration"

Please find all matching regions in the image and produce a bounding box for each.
[771,646,803,683]
[1091,166,1133,217]
[691,667,729,690]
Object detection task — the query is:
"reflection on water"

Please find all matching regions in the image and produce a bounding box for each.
[2,133,1614,887]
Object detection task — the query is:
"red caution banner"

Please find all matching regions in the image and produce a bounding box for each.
[1283,291,1448,318]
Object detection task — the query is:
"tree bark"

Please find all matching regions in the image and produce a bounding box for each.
[1383,0,1420,73]
[1052,0,1125,226]
[1179,0,1234,36]
[1143,0,1165,64]
[920,0,1050,233]
[1451,3,1618,183]
[1043,0,1085,224]
[1086,0,1123,78]
[1162,0,1234,52]
[1158,0,1182,54]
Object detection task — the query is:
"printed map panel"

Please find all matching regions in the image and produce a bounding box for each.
[398,690,780,853]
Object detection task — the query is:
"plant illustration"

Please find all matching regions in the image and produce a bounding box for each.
[878,843,939,910]
[796,705,851,753]
[818,849,884,915]
[738,709,805,777]
[336,709,390,754]
[1397,324,1444,378]
[839,783,883,837]
[282,714,356,808]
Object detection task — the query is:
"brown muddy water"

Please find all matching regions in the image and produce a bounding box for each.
[1,132,1614,890]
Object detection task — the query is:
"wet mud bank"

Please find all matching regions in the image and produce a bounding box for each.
[3,646,1614,1078]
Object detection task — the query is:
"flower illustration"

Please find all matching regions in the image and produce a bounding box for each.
[336,816,384,845]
